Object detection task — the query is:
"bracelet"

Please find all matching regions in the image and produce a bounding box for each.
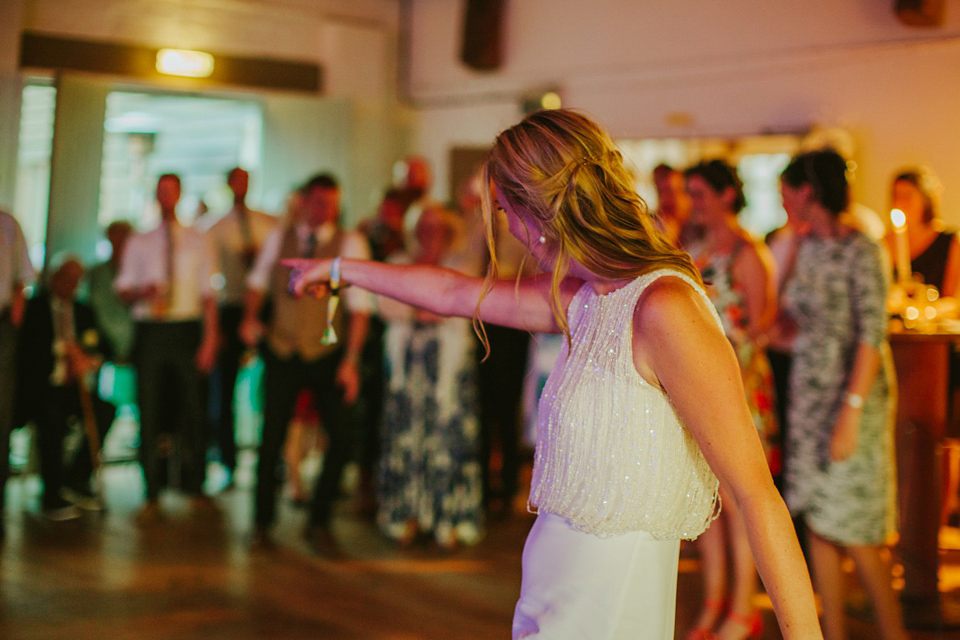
[329,256,342,291]
[844,392,864,409]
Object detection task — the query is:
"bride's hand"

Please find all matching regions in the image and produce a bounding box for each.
[281,258,333,298]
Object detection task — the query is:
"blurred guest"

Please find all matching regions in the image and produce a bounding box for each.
[684,159,778,640]
[781,149,906,640]
[201,167,277,486]
[883,167,959,296]
[87,221,135,362]
[764,192,809,493]
[376,206,483,548]
[357,188,409,262]
[395,155,435,236]
[17,257,112,518]
[284,388,322,506]
[241,173,371,553]
[653,163,696,248]
[353,188,413,517]
[0,209,35,539]
[116,173,219,520]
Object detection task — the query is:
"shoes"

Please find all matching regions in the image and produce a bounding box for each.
[721,610,763,640]
[685,599,728,640]
[135,499,162,524]
[250,526,275,551]
[61,485,104,512]
[693,610,763,640]
[304,524,343,559]
[43,496,81,522]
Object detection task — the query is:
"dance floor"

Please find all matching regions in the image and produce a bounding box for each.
[0,448,958,639]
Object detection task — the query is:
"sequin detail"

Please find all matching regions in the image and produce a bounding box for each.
[528,269,720,539]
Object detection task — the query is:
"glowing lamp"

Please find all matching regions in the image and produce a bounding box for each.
[540,91,562,110]
[156,49,214,78]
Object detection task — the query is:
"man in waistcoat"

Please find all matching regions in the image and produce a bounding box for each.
[241,173,371,553]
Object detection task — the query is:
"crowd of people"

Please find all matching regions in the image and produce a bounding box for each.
[0,106,955,639]
[0,156,533,555]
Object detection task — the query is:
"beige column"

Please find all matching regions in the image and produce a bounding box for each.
[46,73,109,267]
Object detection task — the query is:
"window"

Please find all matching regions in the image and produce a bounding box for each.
[14,83,56,267]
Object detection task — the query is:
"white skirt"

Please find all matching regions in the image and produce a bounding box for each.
[513,513,680,640]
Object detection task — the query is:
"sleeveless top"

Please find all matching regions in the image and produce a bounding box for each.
[529,269,720,540]
[912,230,954,293]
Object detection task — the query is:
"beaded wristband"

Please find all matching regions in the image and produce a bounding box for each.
[329,256,342,292]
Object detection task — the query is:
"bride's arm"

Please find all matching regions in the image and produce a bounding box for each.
[286,257,583,334]
[634,276,822,640]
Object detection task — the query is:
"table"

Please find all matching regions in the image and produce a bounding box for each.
[890,330,960,629]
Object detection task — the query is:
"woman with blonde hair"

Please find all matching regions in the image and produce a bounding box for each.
[286,109,821,639]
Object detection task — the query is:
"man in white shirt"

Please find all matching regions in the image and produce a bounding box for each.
[0,210,36,540]
[115,173,219,520]
[201,168,276,485]
[241,173,371,552]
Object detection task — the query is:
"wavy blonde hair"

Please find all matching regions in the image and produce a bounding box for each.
[475,109,701,349]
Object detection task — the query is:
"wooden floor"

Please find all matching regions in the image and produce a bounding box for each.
[1,455,959,639]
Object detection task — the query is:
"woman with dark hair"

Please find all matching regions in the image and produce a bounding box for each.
[683,160,779,640]
[883,167,959,296]
[780,149,907,640]
[286,109,821,639]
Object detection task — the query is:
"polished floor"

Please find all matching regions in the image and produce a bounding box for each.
[2,452,960,639]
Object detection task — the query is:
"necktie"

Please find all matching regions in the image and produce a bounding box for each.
[302,229,317,258]
[238,207,256,270]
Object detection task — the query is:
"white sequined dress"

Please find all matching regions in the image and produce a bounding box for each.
[513,269,721,640]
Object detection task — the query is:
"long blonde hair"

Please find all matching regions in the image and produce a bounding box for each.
[475,109,701,348]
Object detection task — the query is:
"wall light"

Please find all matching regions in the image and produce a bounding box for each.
[156,49,214,78]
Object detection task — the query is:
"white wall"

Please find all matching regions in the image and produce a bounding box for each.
[407,0,960,221]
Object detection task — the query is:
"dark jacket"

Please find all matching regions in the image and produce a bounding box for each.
[15,290,109,426]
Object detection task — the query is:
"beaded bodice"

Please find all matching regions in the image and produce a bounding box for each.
[529,269,720,539]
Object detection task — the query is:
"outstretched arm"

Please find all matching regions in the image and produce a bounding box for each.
[634,277,822,640]
[286,257,583,334]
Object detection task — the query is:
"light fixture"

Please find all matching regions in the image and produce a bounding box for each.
[540,91,562,110]
[156,49,214,78]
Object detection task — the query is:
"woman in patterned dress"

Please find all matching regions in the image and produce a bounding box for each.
[780,149,907,640]
[286,109,822,640]
[683,160,779,640]
[376,206,483,548]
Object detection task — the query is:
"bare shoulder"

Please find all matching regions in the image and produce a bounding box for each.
[631,276,722,384]
[635,275,714,333]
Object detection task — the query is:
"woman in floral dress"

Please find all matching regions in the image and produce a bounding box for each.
[683,160,779,640]
[780,149,906,640]
[376,206,483,548]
